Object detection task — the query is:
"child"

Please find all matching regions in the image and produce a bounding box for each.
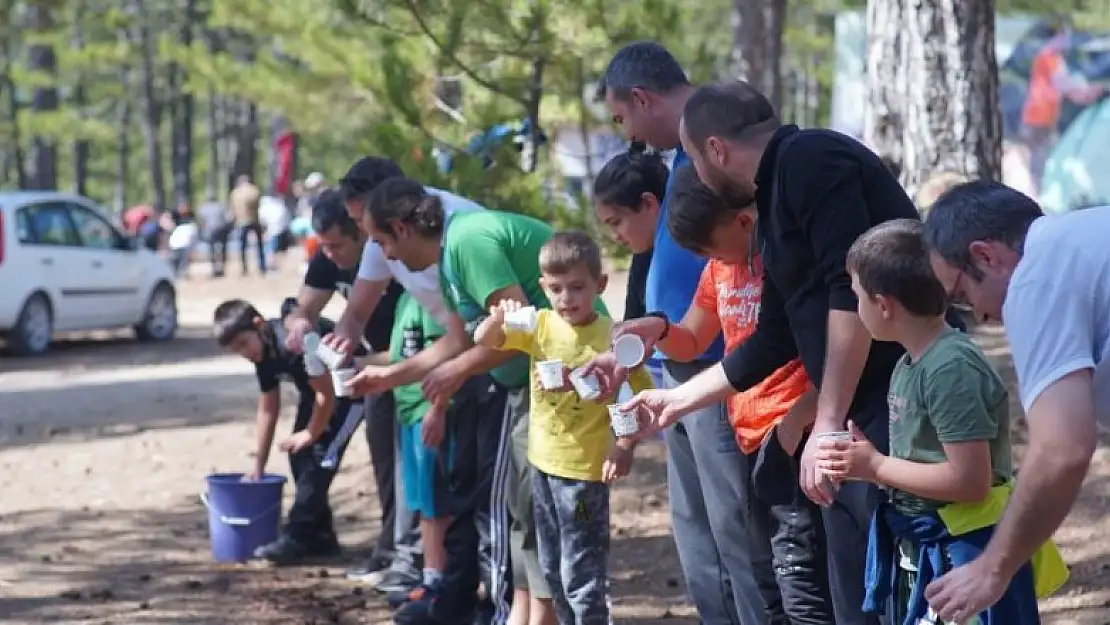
[474,231,652,624]
[213,298,363,564]
[817,219,1065,624]
[373,291,499,620]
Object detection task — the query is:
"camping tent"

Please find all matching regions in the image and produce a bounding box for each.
[1040,95,1110,213]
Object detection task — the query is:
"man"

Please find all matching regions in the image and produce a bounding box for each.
[590,42,765,625]
[229,174,266,275]
[282,191,412,587]
[197,195,233,277]
[921,180,1107,622]
[613,80,928,625]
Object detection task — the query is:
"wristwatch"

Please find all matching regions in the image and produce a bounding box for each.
[644,311,670,341]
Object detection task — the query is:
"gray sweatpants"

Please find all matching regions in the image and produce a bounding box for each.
[533,469,611,625]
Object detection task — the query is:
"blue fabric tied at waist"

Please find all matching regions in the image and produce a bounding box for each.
[863,500,1040,625]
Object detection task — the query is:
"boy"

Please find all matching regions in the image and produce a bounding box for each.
[213,298,363,564]
[816,219,1058,624]
[474,231,652,624]
[370,291,504,622]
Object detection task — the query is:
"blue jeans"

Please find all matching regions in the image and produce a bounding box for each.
[662,360,766,625]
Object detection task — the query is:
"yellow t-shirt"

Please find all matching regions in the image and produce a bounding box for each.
[499,309,653,482]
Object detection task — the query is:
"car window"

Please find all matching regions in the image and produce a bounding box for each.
[15,209,33,244]
[21,202,81,247]
[67,203,122,250]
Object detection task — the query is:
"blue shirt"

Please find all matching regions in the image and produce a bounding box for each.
[645,148,724,362]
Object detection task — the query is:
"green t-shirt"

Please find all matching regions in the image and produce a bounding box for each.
[888,328,1012,515]
[438,210,608,388]
[390,293,446,426]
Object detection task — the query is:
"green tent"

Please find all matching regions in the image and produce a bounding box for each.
[1040,97,1110,214]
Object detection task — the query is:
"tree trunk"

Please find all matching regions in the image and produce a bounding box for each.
[131,0,167,211]
[72,1,90,196]
[26,2,58,191]
[730,0,787,112]
[863,0,1002,197]
[205,88,221,200]
[0,4,27,189]
[227,100,258,190]
[114,69,132,213]
[169,0,197,208]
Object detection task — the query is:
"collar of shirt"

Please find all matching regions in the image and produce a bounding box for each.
[754,124,801,195]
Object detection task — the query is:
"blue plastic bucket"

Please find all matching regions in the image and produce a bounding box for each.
[202,473,287,563]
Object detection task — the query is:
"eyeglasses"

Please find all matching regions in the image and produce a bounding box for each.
[946,268,974,312]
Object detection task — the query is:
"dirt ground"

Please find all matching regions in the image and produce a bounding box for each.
[0,254,1108,624]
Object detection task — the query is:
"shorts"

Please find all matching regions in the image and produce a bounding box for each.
[504,387,550,598]
[399,418,445,519]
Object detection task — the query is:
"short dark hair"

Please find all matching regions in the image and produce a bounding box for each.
[666,163,752,254]
[592,151,669,211]
[682,82,779,150]
[597,41,690,101]
[365,177,446,237]
[338,156,404,201]
[311,189,360,239]
[539,230,603,280]
[922,179,1043,279]
[213,299,262,346]
[846,219,947,317]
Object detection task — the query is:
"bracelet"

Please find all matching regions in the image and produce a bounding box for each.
[644,311,670,342]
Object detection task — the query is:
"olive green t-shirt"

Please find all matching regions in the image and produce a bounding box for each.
[887,328,1012,515]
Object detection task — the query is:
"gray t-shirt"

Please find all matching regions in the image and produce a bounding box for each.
[1004,208,1110,426]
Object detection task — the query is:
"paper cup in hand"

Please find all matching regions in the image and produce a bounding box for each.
[332,368,356,397]
[608,404,640,437]
[504,306,538,332]
[612,334,646,368]
[536,360,565,390]
[816,431,852,445]
[569,368,601,400]
[316,341,347,370]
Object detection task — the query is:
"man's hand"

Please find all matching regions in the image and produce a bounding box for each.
[814,421,882,483]
[285,316,316,353]
[421,403,447,448]
[423,360,466,407]
[578,351,628,399]
[602,443,634,483]
[322,330,358,361]
[279,430,317,454]
[612,316,666,356]
[347,365,397,396]
[924,555,1009,623]
[620,388,684,438]
[799,420,843,507]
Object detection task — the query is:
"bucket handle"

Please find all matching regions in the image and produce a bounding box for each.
[199,491,282,527]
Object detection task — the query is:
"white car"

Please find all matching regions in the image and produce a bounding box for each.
[0,191,178,356]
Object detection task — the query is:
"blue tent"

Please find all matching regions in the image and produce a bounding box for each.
[1039,95,1110,214]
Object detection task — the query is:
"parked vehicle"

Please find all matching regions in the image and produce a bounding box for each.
[0,191,178,356]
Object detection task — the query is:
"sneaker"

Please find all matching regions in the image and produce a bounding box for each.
[388,582,438,610]
[374,568,421,595]
[393,583,449,624]
[346,556,390,585]
[253,534,340,565]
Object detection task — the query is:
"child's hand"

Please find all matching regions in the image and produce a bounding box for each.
[421,402,447,448]
[814,421,882,483]
[495,299,523,315]
[279,430,316,454]
[242,464,264,482]
[602,443,634,483]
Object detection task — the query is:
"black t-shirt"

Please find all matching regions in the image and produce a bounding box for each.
[624,250,653,321]
[303,249,402,353]
[255,318,334,395]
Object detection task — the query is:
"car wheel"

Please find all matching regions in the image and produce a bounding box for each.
[8,293,53,356]
[135,283,177,342]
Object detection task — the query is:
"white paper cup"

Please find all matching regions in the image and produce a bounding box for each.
[316,342,347,370]
[612,334,646,368]
[332,368,356,397]
[504,306,538,332]
[815,431,852,445]
[569,368,601,401]
[608,404,640,437]
[536,360,565,390]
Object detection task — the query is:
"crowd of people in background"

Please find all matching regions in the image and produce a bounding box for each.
[193,38,1110,625]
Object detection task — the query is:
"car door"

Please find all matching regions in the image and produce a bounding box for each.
[64,201,145,323]
[18,201,90,329]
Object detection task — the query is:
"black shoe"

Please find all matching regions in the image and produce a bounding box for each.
[346,555,390,584]
[376,568,421,595]
[253,534,340,565]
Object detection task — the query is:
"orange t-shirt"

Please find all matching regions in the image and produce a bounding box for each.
[693,259,810,454]
[1022,48,1064,128]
